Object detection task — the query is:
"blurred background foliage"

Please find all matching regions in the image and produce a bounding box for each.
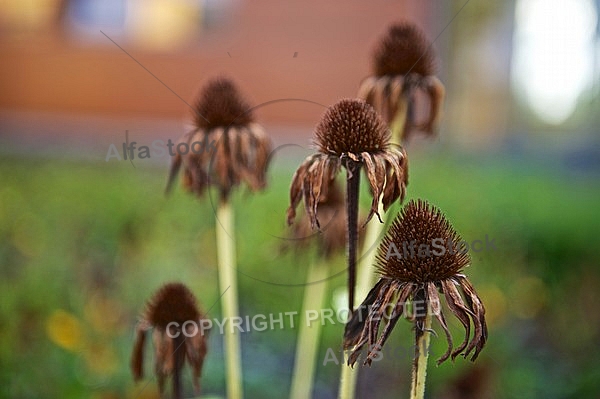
[1,0,599,398]
[0,148,599,398]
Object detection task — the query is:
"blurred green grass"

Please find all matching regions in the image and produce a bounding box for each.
[0,150,599,399]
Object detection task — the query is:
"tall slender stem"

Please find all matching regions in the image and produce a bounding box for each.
[216,201,243,399]
[345,158,361,313]
[338,201,385,399]
[390,96,409,145]
[410,290,432,399]
[289,259,329,399]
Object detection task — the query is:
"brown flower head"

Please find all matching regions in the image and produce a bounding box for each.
[131,282,209,397]
[358,22,445,142]
[315,99,390,155]
[373,23,435,77]
[166,77,271,201]
[287,99,408,229]
[344,200,487,366]
[193,78,254,129]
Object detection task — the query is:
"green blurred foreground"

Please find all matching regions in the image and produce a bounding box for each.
[0,150,599,399]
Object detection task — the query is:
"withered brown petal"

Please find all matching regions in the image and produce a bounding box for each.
[131,322,148,381]
[427,282,453,365]
[344,279,390,350]
[441,279,473,359]
[458,276,488,361]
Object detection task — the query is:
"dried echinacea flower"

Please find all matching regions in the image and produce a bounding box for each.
[344,199,487,372]
[287,98,408,310]
[358,22,445,143]
[131,283,209,399]
[289,180,347,258]
[166,77,271,202]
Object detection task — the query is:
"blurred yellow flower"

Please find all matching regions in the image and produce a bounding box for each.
[46,309,84,351]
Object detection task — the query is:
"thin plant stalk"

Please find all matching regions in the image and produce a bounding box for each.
[337,201,384,399]
[410,312,432,399]
[216,201,243,399]
[389,96,409,144]
[345,159,361,312]
[338,101,408,399]
[289,259,329,399]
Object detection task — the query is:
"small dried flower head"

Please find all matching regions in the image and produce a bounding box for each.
[315,99,390,156]
[374,22,435,77]
[131,282,209,397]
[166,77,271,201]
[344,200,487,367]
[358,22,444,143]
[376,199,470,283]
[145,282,202,329]
[193,78,253,129]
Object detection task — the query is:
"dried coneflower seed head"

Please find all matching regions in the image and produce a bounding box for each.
[374,22,435,77]
[193,78,254,129]
[315,99,390,156]
[376,200,469,283]
[145,282,201,329]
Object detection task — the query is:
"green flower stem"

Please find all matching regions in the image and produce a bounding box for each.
[289,259,329,399]
[216,201,243,399]
[390,96,409,145]
[410,312,432,399]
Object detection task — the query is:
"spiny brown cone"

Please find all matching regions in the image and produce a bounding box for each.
[374,22,435,77]
[314,99,390,156]
[193,78,253,129]
[145,282,201,328]
[376,199,470,283]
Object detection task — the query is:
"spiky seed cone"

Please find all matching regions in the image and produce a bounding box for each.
[145,282,201,328]
[376,199,470,283]
[193,78,254,129]
[374,22,435,77]
[314,99,390,156]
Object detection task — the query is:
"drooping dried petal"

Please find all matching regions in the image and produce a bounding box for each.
[418,76,445,135]
[290,180,347,257]
[374,22,436,77]
[456,275,488,361]
[427,282,453,364]
[131,320,150,381]
[287,153,341,228]
[441,279,473,359]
